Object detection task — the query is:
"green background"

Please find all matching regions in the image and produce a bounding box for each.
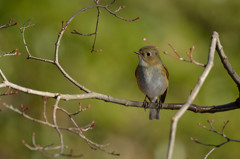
[0,0,240,159]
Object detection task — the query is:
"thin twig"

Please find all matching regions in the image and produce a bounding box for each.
[0,49,21,58]
[1,100,112,155]
[0,17,18,29]
[143,38,180,59]
[52,96,63,157]
[168,42,181,58]
[57,106,83,133]
[22,133,84,158]
[42,97,49,122]
[71,1,139,52]
[71,30,96,36]
[204,147,216,159]
[143,38,205,67]
[20,20,54,63]
[0,86,18,97]
[191,120,240,159]
[91,2,101,53]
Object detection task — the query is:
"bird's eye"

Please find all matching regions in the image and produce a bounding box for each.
[146,52,151,56]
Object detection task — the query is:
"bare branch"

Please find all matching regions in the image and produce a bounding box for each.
[42,97,49,122]
[22,132,84,158]
[0,69,8,82]
[1,98,117,156]
[143,38,205,67]
[55,63,92,93]
[104,6,140,22]
[52,96,63,157]
[91,2,101,53]
[0,17,18,29]
[17,0,140,94]
[191,120,240,159]
[216,35,240,91]
[71,1,139,53]
[0,49,21,58]
[166,32,217,159]
[0,86,18,96]
[1,75,240,114]
[204,147,216,159]
[19,19,54,63]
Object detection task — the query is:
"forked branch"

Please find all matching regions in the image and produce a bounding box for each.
[143,38,205,67]
[191,120,240,159]
[166,31,240,159]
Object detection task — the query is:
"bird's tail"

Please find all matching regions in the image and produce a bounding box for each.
[149,108,160,120]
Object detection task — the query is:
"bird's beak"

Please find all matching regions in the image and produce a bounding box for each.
[134,51,139,55]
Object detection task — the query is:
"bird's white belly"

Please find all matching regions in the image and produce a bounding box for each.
[138,65,168,98]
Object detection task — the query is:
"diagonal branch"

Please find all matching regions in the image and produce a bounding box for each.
[166,31,217,159]
[216,36,240,91]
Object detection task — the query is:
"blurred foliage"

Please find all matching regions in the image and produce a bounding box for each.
[1,0,240,159]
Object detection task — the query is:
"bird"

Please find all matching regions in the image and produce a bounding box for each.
[134,46,169,120]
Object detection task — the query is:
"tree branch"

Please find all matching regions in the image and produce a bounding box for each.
[1,73,240,113]
[166,31,217,159]
[143,38,205,67]
[216,35,240,91]
[71,0,140,53]
[0,17,18,29]
[191,120,240,159]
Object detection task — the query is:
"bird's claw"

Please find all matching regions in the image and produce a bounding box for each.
[157,100,162,111]
[143,97,149,111]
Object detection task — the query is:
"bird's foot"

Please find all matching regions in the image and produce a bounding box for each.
[143,97,149,111]
[157,100,162,111]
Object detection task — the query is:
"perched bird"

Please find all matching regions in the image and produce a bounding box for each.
[135,46,169,120]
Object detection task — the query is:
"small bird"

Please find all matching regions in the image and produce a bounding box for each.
[135,46,169,120]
